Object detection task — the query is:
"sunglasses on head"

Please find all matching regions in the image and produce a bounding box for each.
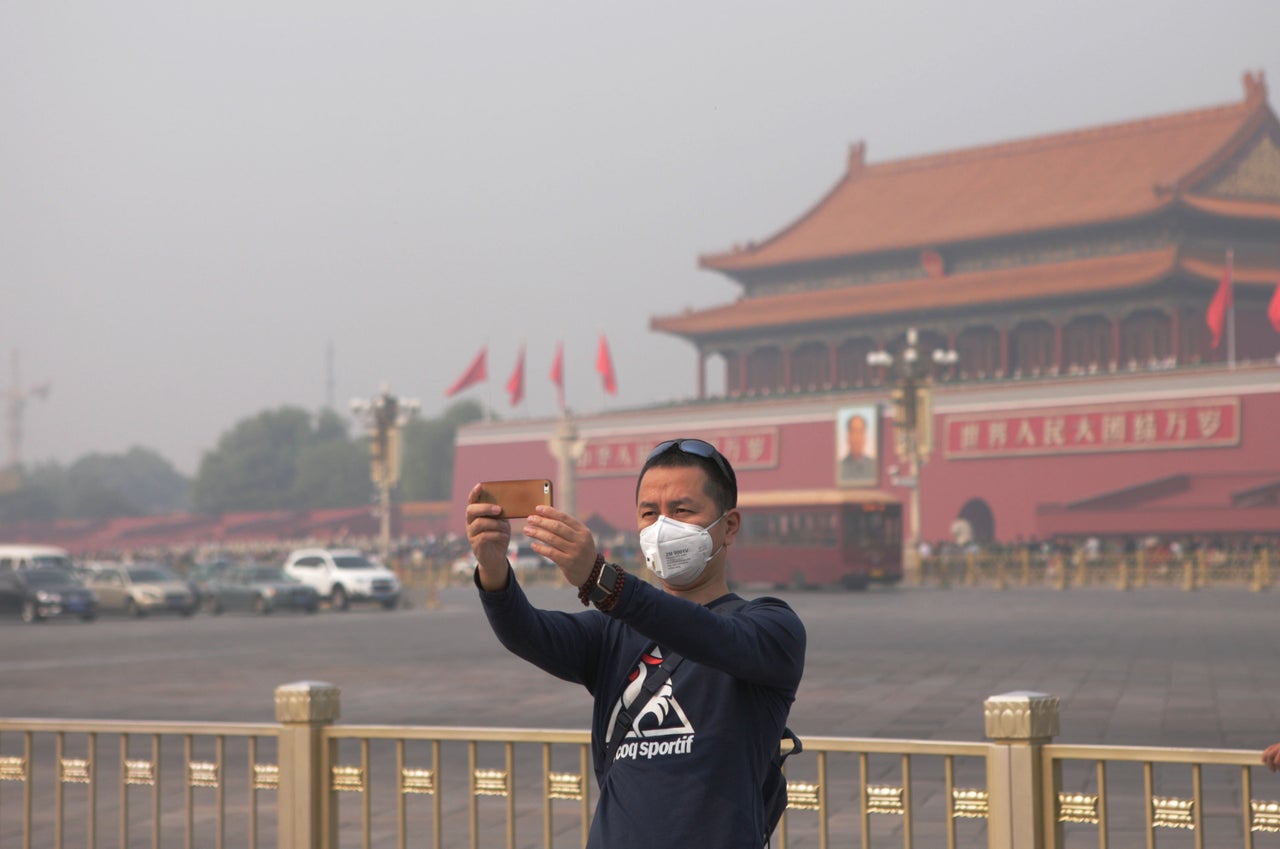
[646,438,737,491]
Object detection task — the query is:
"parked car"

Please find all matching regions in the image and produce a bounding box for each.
[187,559,236,607]
[282,548,400,610]
[451,541,553,576]
[205,565,319,615]
[0,566,98,623]
[86,563,197,617]
[0,544,76,573]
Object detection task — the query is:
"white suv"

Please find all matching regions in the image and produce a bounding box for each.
[282,549,400,611]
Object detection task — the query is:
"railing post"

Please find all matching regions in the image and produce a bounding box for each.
[985,691,1060,849]
[276,681,341,849]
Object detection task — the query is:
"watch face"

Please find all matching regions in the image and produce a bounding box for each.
[591,564,618,600]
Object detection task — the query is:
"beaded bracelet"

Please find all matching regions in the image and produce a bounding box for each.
[576,554,606,606]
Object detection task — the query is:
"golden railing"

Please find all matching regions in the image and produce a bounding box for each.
[921,548,1273,592]
[4,686,1280,849]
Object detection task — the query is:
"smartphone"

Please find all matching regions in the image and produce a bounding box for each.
[477,479,554,518]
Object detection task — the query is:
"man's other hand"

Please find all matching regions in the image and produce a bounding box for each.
[523,505,598,588]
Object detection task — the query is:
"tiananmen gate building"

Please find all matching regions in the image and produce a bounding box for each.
[452,72,1280,548]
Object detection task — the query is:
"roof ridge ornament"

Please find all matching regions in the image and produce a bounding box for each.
[847,140,867,176]
[1243,69,1267,104]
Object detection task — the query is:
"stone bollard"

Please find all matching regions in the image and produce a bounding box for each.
[276,681,341,849]
[985,691,1060,849]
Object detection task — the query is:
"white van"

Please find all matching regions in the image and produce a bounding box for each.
[0,545,75,573]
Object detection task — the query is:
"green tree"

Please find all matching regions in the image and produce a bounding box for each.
[400,399,485,501]
[291,438,372,509]
[193,407,334,513]
[0,462,65,522]
[64,447,189,517]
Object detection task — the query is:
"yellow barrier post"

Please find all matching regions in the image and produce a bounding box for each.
[1117,555,1130,591]
[1181,555,1196,591]
[1197,549,1208,589]
[985,691,1060,849]
[1134,548,1146,588]
[995,555,1007,591]
[1073,549,1088,587]
[966,550,978,586]
[276,681,341,849]
[1020,548,1031,587]
[1052,553,1067,591]
[1251,550,1271,593]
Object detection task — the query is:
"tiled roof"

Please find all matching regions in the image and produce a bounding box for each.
[655,249,1180,338]
[701,76,1276,273]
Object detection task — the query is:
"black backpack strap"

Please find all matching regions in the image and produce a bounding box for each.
[604,650,685,767]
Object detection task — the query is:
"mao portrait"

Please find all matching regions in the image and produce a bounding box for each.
[836,405,879,486]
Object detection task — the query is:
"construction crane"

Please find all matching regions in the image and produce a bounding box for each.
[3,349,51,470]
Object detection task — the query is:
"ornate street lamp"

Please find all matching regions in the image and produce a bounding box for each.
[350,385,420,562]
[867,328,957,582]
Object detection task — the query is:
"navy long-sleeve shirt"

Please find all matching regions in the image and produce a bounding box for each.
[478,570,806,848]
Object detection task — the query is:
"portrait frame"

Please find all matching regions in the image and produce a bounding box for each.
[836,404,879,487]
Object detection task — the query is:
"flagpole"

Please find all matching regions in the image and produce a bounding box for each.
[485,338,492,422]
[1227,248,1236,370]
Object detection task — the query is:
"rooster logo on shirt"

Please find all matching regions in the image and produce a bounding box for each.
[605,647,695,742]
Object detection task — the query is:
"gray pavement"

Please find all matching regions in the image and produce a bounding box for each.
[4,581,1278,749]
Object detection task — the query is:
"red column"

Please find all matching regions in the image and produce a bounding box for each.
[697,349,706,400]
[1112,317,1122,370]
[1054,322,1063,375]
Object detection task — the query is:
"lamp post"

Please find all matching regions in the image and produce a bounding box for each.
[350,385,420,563]
[867,328,957,583]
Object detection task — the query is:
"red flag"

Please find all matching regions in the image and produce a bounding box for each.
[596,333,617,395]
[1269,281,1280,335]
[505,346,525,407]
[549,341,564,411]
[1205,256,1233,349]
[445,347,487,397]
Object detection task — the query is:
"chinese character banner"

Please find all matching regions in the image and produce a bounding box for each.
[576,428,780,478]
[943,399,1239,460]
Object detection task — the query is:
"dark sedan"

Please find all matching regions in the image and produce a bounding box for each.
[205,565,319,615]
[0,568,98,623]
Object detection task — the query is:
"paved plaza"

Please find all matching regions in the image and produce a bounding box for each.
[4,581,1279,752]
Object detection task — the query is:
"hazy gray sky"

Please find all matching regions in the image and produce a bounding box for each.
[4,1,1278,474]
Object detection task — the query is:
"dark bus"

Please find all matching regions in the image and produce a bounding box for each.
[729,489,904,590]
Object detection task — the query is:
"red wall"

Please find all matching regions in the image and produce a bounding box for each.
[451,376,1280,545]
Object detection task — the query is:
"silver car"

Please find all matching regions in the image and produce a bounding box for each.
[87,564,197,618]
[205,565,319,615]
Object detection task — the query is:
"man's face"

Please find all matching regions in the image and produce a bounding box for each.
[635,464,740,571]
[846,416,867,459]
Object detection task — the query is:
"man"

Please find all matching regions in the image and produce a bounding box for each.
[839,413,876,482]
[466,438,806,848]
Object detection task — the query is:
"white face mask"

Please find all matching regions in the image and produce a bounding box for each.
[639,513,725,588]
